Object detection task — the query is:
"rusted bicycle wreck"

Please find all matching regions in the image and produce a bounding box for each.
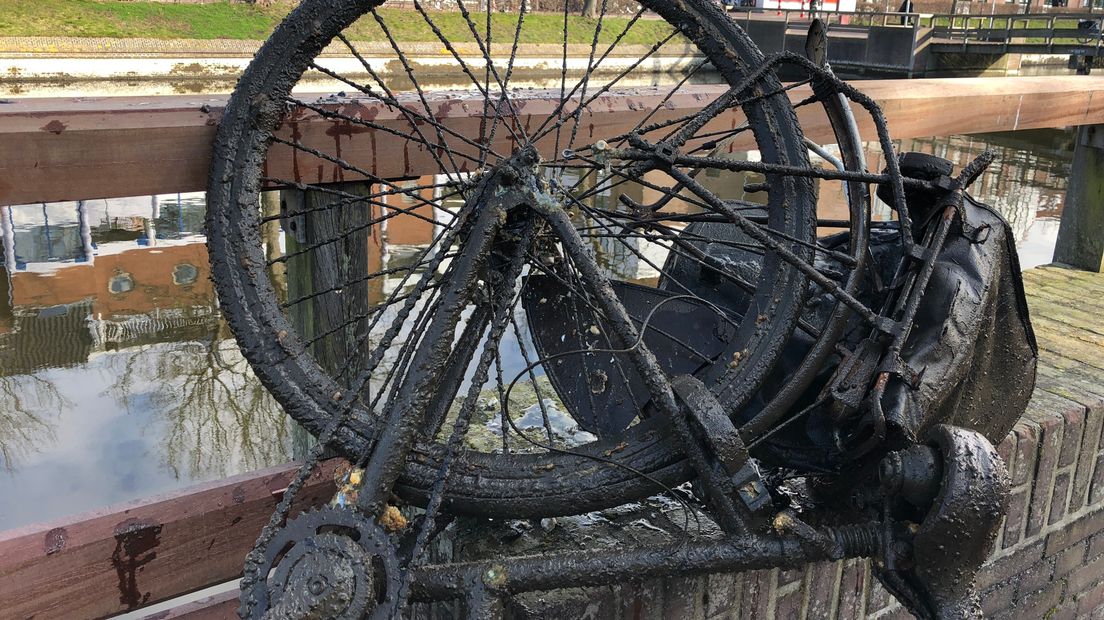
[205,1,1038,617]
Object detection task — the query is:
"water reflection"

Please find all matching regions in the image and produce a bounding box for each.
[871,130,1072,269]
[2,70,725,99]
[0,128,1073,529]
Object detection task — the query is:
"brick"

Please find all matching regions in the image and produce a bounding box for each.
[981,579,1017,617]
[835,560,866,620]
[866,571,894,616]
[1017,557,1057,597]
[1050,471,1073,525]
[1013,423,1041,487]
[980,540,1044,590]
[879,607,915,620]
[1050,602,1080,620]
[777,567,804,588]
[1091,533,1104,560]
[1027,413,1066,537]
[1091,451,1104,506]
[1069,554,1104,596]
[1046,505,1104,555]
[997,433,1016,477]
[772,586,804,620]
[663,576,702,619]
[620,579,665,620]
[511,586,618,620]
[703,572,737,618]
[1055,540,1089,577]
[803,562,838,619]
[1009,579,1066,620]
[1072,406,1104,511]
[1002,488,1030,550]
[1078,580,1104,616]
[737,570,772,620]
[1060,408,1087,468]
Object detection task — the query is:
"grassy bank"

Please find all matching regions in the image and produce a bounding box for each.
[0,0,674,45]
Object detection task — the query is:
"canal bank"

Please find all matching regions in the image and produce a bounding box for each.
[0,36,706,98]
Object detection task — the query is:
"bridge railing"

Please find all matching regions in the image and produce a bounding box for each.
[929,11,1104,51]
[728,7,925,28]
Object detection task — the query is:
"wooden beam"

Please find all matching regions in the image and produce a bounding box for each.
[2,76,1103,205]
[142,589,239,620]
[0,458,343,620]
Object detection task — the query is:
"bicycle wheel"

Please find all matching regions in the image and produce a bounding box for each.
[207,0,875,518]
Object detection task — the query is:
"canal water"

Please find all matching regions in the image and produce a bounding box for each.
[0,127,1074,531]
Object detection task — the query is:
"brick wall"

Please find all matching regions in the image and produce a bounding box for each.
[489,372,1104,619]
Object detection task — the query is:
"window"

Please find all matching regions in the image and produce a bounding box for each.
[173,263,199,286]
[109,273,134,294]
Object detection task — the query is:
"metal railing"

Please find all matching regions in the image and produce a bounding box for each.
[728,8,926,28]
[930,11,1104,52]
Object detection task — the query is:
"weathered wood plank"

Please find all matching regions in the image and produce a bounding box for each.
[0,459,343,620]
[3,76,1104,204]
[142,589,239,620]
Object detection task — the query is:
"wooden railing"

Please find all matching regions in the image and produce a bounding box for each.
[2,75,1104,618]
[3,76,1104,205]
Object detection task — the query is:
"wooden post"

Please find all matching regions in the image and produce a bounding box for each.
[1054,124,1104,272]
[283,182,379,377]
[281,183,381,457]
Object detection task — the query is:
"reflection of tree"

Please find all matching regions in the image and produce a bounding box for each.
[106,329,292,480]
[0,374,62,472]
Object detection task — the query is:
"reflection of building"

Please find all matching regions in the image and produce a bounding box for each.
[889,132,1071,243]
[10,241,212,317]
[0,195,216,375]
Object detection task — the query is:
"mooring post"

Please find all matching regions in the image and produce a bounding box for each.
[1054,124,1104,272]
[282,182,378,377]
[279,182,379,458]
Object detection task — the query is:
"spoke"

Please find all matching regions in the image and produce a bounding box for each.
[552,0,572,167]
[667,165,884,328]
[508,311,556,445]
[267,186,465,266]
[412,0,493,99]
[493,347,510,452]
[495,0,531,143]
[268,135,473,216]
[451,0,530,143]
[323,50,459,183]
[589,79,808,155]
[301,184,483,401]
[612,146,927,188]
[368,11,466,179]
[308,61,504,161]
[300,282,444,353]
[390,219,535,613]
[285,97,488,168]
[259,178,464,224]
[533,24,680,144]
[354,262,453,397]
[282,252,457,310]
[543,205,749,534]
[610,58,711,146]
[555,0,609,180]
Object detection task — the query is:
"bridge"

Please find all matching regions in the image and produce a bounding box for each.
[735,9,1104,76]
[3,76,1104,618]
